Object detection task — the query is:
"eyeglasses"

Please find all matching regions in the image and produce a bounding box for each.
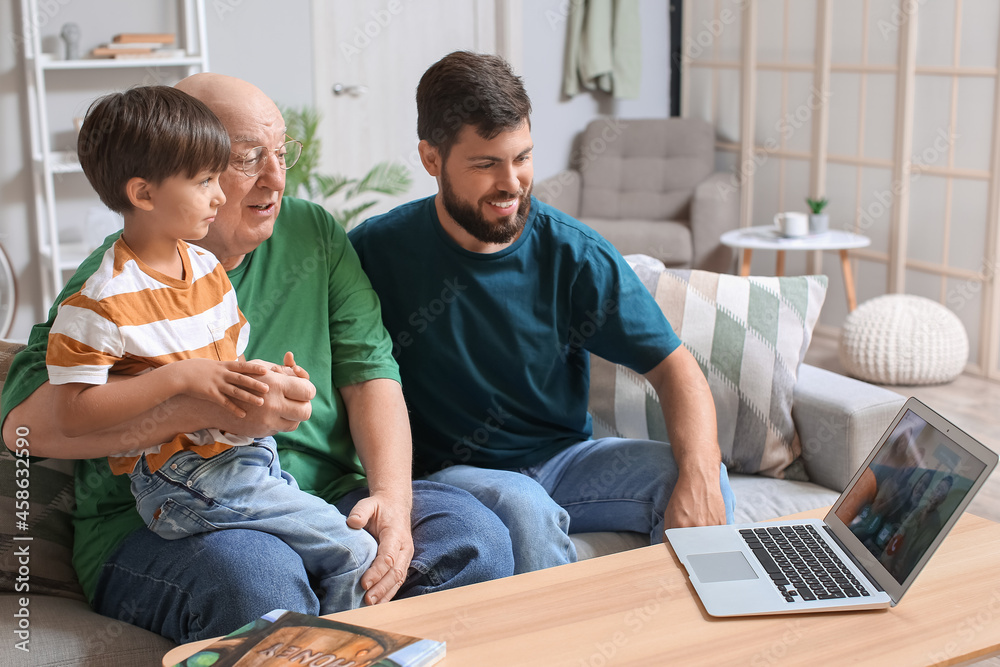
[232,139,303,177]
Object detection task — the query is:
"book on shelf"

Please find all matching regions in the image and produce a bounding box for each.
[103,41,175,50]
[112,49,187,60]
[91,46,155,57]
[112,32,176,44]
[91,46,187,59]
[169,609,446,667]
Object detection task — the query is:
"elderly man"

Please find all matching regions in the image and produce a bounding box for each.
[1,73,513,644]
[349,51,736,574]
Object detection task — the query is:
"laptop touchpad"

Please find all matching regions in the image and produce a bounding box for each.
[688,552,759,582]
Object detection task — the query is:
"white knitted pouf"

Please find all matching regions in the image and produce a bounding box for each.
[839,294,969,385]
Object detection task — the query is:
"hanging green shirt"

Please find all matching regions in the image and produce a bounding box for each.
[0,197,399,602]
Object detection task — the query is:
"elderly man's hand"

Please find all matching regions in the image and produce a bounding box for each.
[346,492,415,605]
[227,359,315,436]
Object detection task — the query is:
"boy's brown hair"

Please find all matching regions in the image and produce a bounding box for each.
[77,85,230,214]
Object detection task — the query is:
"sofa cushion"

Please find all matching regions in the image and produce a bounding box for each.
[0,341,87,601]
[0,595,174,665]
[589,258,827,478]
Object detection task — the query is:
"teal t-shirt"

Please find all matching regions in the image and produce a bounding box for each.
[0,197,400,601]
[349,196,681,474]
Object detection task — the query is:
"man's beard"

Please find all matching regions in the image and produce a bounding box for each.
[441,170,531,246]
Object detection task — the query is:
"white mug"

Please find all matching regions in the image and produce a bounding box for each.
[774,211,809,238]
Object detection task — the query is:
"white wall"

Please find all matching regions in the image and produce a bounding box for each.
[522,0,671,181]
[0,0,668,339]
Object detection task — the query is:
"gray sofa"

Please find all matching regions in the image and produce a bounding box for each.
[0,341,906,666]
[534,117,741,273]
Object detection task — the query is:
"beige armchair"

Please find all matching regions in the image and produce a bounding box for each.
[535,118,740,273]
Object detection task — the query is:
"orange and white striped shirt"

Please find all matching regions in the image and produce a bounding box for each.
[47,237,252,475]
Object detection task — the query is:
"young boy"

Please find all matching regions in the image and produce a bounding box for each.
[46,86,377,613]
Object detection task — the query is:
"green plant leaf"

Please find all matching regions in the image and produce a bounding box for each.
[805,197,829,214]
[333,201,380,229]
[277,105,411,225]
[316,173,354,199]
[346,161,413,199]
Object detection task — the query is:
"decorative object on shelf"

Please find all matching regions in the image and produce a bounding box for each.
[806,196,830,234]
[59,23,80,60]
[839,294,969,385]
[282,105,411,229]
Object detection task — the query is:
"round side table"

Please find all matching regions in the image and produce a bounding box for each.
[720,226,871,311]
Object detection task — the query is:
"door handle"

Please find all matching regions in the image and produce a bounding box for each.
[332,83,368,97]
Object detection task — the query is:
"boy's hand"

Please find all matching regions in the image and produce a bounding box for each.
[283,351,310,380]
[167,358,270,418]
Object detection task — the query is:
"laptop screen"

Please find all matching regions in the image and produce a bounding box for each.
[833,408,987,585]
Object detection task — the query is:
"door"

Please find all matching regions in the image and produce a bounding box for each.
[312,0,520,221]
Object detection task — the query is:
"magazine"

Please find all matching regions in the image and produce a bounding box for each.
[169,609,445,667]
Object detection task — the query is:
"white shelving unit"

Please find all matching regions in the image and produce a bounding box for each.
[20,0,210,308]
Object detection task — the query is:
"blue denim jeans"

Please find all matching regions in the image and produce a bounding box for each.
[93,480,514,644]
[127,438,377,614]
[425,437,737,574]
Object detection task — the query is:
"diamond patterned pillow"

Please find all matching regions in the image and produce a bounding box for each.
[0,341,86,601]
[589,258,827,478]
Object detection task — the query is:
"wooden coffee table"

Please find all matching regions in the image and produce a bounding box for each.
[163,509,1000,666]
[720,226,871,311]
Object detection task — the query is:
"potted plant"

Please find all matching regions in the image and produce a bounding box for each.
[282,106,412,229]
[806,197,829,234]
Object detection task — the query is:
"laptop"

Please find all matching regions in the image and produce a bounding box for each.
[665,397,997,617]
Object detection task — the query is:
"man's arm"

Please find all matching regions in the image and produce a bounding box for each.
[339,377,414,606]
[643,345,728,534]
[2,369,315,459]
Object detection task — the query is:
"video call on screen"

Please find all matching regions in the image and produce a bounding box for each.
[841,410,985,583]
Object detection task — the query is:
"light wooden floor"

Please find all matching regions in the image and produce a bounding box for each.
[805,333,1000,667]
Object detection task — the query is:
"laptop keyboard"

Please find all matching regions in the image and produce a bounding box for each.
[740,525,871,603]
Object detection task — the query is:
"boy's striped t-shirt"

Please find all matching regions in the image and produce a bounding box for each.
[46,237,252,475]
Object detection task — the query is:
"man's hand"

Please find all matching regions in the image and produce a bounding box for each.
[165,358,270,418]
[223,361,316,437]
[345,492,414,605]
[645,347,728,536]
[663,467,728,534]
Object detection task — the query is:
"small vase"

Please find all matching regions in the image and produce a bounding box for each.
[809,213,829,234]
